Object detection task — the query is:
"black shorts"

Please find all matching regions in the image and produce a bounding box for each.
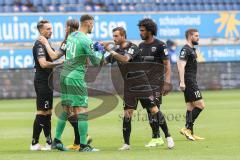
[123,96,162,110]
[34,80,53,111]
[184,84,202,103]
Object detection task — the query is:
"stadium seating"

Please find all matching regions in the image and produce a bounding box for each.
[0,0,239,12]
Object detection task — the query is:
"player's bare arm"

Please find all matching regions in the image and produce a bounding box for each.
[177,59,187,91]
[162,59,171,95]
[38,36,64,60]
[38,57,63,69]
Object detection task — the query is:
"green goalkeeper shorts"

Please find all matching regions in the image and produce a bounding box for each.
[60,75,88,107]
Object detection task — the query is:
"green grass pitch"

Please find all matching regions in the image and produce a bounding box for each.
[0,89,240,160]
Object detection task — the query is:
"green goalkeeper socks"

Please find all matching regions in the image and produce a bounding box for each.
[78,113,88,145]
[55,111,68,140]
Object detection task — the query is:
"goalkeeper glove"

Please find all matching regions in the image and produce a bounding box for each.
[93,42,106,54]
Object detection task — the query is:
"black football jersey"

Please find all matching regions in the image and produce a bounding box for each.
[138,39,168,64]
[179,44,198,82]
[32,40,53,81]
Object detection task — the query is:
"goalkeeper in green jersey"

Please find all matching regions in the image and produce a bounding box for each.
[52,14,104,152]
[38,19,92,151]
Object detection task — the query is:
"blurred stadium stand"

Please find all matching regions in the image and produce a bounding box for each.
[0,0,240,12]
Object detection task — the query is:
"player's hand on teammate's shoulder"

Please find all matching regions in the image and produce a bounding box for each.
[179,82,186,91]
[38,36,48,45]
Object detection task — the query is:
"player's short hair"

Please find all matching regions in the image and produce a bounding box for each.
[80,14,94,23]
[185,28,198,39]
[37,20,50,32]
[112,27,127,39]
[138,18,157,36]
[67,19,79,33]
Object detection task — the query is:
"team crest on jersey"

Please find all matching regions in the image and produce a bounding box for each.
[151,47,156,52]
[39,48,43,52]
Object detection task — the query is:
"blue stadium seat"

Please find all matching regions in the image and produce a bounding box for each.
[99,0,105,3]
[181,4,189,11]
[196,3,204,11]
[132,0,138,4]
[0,6,3,12]
[33,0,42,6]
[71,6,78,11]
[77,0,85,4]
[151,4,159,11]
[3,5,13,12]
[0,0,4,5]
[112,0,120,4]
[42,0,51,6]
[161,0,168,5]
[216,0,225,4]
[36,5,44,12]
[135,4,143,12]
[69,0,78,4]
[92,0,101,4]
[184,0,192,4]
[107,4,115,11]
[158,4,165,11]
[138,0,145,3]
[189,3,196,11]
[228,0,236,4]
[50,0,58,4]
[203,3,211,10]
[60,0,68,4]
[165,3,173,11]
[103,0,113,5]
[208,0,215,4]
[193,0,201,4]
[76,4,85,11]
[4,0,14,6]
[173,0,181,5]
[64,5,71,12]
[232,3,239,10]
[143,4,152,11]
[218,3,225,10]
[225,3,233,10]
[211,3,218,10]
[121,0,129,4]
[145,0,154,3]
[173,3,181,11]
